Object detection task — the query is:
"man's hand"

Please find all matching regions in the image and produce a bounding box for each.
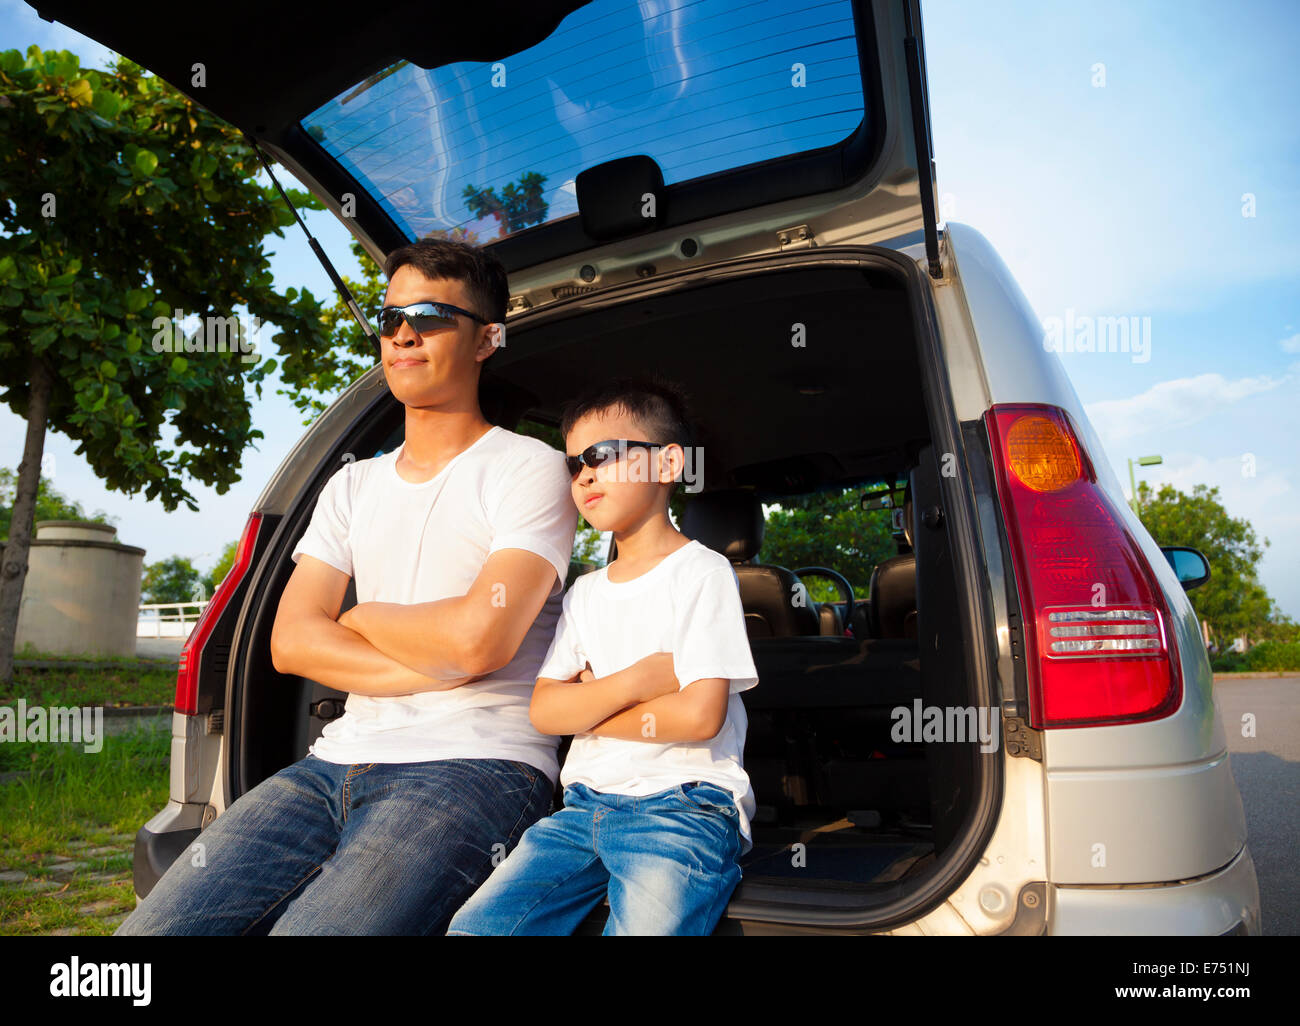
[336,548,558,680]
[271,556,483,697]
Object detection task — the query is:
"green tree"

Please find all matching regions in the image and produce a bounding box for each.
[760,486,899,599]
[1134,481,1286,646]
[204,539,239,595]
[0,466,116,540]
[0,46,335,681]
[463,172,549,237]
[140,555,204,605]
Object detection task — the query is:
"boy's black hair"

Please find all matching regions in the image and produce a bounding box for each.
[559,374,697,455]
[384,236,509,325]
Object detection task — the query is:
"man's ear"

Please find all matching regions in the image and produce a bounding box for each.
[476,322,506,362]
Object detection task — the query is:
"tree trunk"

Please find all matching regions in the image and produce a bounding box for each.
[0,354,53,684]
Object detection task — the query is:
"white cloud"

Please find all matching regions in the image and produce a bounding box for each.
[1155,453,1290,508]
[1085,372,1287,444]
[1280,332,1300,353]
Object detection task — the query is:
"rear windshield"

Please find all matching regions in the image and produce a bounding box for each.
[301,0,868,242]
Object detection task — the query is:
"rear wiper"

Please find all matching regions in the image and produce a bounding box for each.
[245,133,381,358]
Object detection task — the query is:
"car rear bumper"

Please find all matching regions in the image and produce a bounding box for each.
[1047,843,1261,935]
[132,800,206,901]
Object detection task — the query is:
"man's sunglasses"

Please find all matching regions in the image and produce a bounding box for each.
[565,439,662,479]
[377,301,489,338]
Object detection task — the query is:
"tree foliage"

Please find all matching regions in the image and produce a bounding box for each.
[0,466,116,540]
[0,46,332,511]
[140,554,203,605]
[1135,480,1291,645]
[204,539,239,594]
[463,173,548,237]
[759,485,900,599]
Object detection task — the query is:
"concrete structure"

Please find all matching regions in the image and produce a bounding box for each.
[8,520,145,658]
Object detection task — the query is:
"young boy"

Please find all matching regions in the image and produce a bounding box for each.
[447,376,759,936]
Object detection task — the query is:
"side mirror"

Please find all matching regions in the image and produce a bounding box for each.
[1161,546,1211,591]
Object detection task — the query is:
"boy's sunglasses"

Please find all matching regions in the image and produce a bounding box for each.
[565,439,661,479]
[377,301,489,338]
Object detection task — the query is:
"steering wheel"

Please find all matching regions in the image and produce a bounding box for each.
[793,566,855,636]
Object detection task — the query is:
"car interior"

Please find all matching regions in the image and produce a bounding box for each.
[235,256,981,902]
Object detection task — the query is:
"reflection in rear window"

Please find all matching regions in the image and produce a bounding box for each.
[301,0,867,242]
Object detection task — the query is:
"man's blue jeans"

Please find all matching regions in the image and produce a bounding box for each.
[115,754,552,936]
[446,780,743,935]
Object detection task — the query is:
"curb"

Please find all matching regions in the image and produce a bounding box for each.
[102,705,173,718]
[16,660,179,672]
[1212,672,1298,680]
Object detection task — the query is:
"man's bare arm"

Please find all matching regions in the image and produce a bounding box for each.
[341,547,560,682]
[270,554,479,696]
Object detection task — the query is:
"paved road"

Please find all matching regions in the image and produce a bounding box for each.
[1214,675,1299,936]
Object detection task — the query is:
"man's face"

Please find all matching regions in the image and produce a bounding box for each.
[380,266,496,407]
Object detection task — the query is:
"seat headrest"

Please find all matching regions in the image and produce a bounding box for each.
[681,489,763,562]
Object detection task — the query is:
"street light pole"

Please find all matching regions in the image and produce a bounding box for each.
[1128,454,1163,508]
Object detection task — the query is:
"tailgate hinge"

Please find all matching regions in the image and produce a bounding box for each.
[777,224,815,250]
[1003,716,1042,761]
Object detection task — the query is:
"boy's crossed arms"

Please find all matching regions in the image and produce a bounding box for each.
[531,652,729,744]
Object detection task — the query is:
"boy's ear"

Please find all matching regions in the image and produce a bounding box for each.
[660,442,687,484]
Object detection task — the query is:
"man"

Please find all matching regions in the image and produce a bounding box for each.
[117,238,576,935]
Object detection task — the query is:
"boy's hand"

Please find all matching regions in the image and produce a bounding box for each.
[631,651,679,702]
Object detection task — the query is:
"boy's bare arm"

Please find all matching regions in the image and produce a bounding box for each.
[271,555,481,696]
[530,653,680,735]
[584,678,730,743]
[338,548,558,682]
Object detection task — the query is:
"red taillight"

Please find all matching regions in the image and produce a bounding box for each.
[985,405,1180,728]
[175,513,263,715]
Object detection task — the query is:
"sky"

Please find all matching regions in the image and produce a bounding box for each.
[2,0,1298,616]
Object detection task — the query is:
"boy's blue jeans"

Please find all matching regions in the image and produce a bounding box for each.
[115,753,552,936]
[446,780,743,936]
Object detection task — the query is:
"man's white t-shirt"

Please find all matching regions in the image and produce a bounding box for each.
[289,424,577,780]
[537,539,760,850]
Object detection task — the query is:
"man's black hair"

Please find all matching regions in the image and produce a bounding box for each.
[384,236,509,325]
[559,375,696,453]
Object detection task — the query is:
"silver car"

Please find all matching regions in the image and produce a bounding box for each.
[55,0,1259,934]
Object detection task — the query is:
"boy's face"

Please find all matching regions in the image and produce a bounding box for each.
[380,266,497,407]
[567,408,680,532]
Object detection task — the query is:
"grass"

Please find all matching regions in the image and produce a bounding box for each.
[0,718,170,935]
[14,642,178,664]
[1211,640,1300,673]
[1,663,176,710]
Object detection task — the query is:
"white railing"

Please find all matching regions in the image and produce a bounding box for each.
[137,601,209,638]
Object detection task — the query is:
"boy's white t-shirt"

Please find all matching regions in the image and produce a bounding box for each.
[289,425,577,781]
[537,539,760,850]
